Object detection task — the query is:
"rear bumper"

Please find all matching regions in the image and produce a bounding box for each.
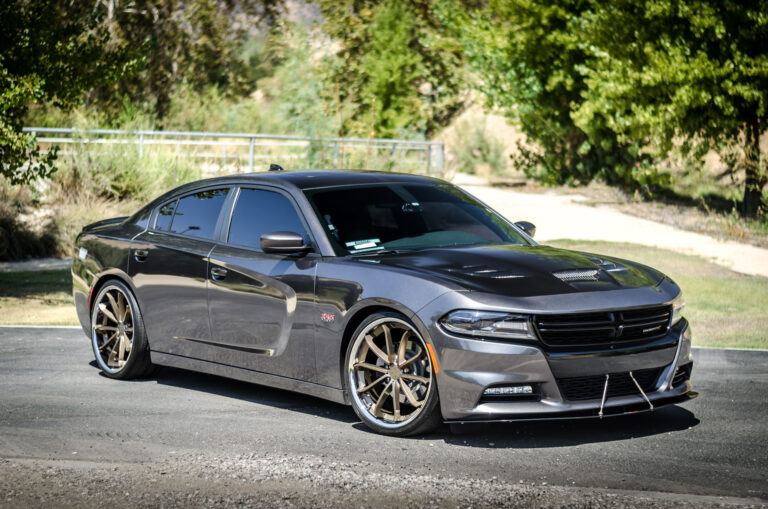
[428,317,694,421]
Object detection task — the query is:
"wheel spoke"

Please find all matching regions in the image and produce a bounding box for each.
[364,334,389,363]
[353,362,388,374]
[391,381,401,421]
[118,333,126,361]
[399,347,423,369]
[357,375,388,394]
[98,302,119,324]
[382,324,394,364]
[397,329,410,363]
[371,381,393,417]
[400,381,423,407]
[98,332,118,352]
[93,324,118,333]
[105,292,120,321]
[116,292,127,323]
[401,373,429,385]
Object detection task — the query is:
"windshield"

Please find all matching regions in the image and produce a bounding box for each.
[304,182,531,256]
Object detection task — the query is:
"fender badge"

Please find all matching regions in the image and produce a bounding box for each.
[320,312,335,323]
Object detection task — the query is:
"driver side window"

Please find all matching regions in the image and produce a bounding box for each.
[228,188,307,249]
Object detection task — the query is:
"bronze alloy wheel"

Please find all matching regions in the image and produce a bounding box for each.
[347,314,441,435]
[90,281,153,379]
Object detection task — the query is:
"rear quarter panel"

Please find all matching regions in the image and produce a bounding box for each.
[72,222,145,336]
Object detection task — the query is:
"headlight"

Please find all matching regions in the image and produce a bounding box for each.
[439,310,535,340]
[670,293,685,327]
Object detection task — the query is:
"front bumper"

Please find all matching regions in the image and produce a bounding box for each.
[427,317,694,422]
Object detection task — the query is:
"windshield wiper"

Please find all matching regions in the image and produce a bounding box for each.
[351,249,409,257]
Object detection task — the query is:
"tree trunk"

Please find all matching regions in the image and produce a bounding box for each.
[742,119,765,218]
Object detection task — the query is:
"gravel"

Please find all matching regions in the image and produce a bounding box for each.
[2,454,764,509]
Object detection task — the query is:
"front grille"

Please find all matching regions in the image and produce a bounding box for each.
[535,305,671,349]
[558,368,662,401]
[671,362,693,387]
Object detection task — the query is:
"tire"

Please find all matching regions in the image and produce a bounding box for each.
[90,280,154,379]
[344,311,442,436]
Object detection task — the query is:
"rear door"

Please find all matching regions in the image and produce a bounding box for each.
[129,187,231,356]
[206,186,318,381]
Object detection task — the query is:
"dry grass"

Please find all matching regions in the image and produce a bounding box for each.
[0,269,78,325]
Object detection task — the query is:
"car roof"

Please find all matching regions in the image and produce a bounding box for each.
[134,170,445,220]
[215,169,442,191]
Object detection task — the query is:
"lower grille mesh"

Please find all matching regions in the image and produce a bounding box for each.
[558,368,661,401]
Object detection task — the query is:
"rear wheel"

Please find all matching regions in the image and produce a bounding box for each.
[90,280,153,379]
[345,312,442,436]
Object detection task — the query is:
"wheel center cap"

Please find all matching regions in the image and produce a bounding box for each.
[389,365,401,380]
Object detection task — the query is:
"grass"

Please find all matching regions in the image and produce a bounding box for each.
[549,240,768,349]
[0,269,78,326]
[1,242,766,349]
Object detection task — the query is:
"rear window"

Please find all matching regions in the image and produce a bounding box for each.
[155,188,229,240]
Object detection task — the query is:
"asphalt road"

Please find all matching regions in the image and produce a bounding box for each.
[1,326,766,507]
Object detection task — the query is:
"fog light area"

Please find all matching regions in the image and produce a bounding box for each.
[483,385,534,396]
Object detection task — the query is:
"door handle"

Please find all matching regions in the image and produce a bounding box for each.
[134,249,149,262]
[210,267,228,280]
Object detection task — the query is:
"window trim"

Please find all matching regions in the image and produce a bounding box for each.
[222,185,317,253]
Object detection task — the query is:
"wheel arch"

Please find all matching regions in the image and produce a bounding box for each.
[89,270,138,315]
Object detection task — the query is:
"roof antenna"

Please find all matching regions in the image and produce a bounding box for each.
[269,163,284,172]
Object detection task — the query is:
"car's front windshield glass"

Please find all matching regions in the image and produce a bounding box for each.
[304,182,531,256]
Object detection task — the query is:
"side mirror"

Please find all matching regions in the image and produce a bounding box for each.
[514,221,536,238]
[260,231,311,254]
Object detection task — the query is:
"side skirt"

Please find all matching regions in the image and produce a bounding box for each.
[151,351,348,405]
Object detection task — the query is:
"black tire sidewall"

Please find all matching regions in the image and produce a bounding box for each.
[344,311,441,437]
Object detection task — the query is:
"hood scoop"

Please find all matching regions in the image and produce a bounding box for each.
[553,269,600,282]
[445,265,525,280]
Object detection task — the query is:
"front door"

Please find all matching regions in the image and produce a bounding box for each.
[206,187,318,381]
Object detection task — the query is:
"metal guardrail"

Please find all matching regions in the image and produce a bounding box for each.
[22,127,445,175]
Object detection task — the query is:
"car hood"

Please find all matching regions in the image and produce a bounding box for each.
[364,244,665,297]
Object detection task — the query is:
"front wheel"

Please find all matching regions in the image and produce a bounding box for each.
[345,312,442,436]
[90,280,153,379]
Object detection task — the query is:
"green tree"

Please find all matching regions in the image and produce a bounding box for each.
[0,0,137,184]
[575,0,768,217]
[317,0,465,138]
[89,0,284,120]
[444,0,654,189]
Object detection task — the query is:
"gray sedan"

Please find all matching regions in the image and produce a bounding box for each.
[72,169,695,436]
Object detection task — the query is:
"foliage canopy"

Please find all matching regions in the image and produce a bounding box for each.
[0,0,138,184]
[575,0,768,217]
[317,0,465,138]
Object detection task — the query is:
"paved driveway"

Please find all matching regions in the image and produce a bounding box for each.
[0,327,766,507]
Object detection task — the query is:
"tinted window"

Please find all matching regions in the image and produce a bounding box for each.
[155,200,176,231]
[168,188,228,239]
[132,206,153,229]
[228,189,307,249]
